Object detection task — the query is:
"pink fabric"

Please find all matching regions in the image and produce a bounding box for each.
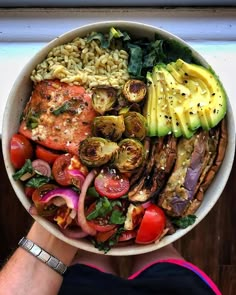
[128,258,221,295]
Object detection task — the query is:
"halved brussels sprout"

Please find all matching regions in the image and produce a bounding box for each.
[114,138,145,172]
[79,137,119,167]
[92,86,117,115]
[92,115,125,141]
[123,111,147,141]
[123,79,147,103]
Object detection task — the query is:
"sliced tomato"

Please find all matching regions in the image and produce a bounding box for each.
[85,202,117,233]
[135,204,166,245]
[52,154,87,187]
[24,186,36,199]
[10,133,33,169]
[94,167,130,199]
[96,228,117,243]
[118,230,137,242]
[35,145,60,164]
[32,184,58,216]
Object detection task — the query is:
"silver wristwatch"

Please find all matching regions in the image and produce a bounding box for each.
[18,237,67,275]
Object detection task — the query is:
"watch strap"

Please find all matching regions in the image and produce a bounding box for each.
[18,237,67,275]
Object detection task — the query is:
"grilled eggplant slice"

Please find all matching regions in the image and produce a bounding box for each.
[184,119,227,215]
[158,120,227,217]
[128,135,177,202]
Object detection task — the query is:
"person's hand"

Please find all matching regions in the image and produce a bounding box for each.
[27,221,78,266]
[0,222,78,295]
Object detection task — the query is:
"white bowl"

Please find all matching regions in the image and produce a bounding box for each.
[2,21,235,255]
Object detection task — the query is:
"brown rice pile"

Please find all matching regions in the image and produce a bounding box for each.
[31,34,130,89]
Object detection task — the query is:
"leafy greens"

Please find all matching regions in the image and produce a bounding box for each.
[86,27,196,78]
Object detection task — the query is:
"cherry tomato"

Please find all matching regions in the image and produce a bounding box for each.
[32,184,58,216]
[52,154,88,187]
[85,202,117,233]
[135,204,166,244]
[24,186,36,199]
[10,133,33,169]
[94,167,130,199]
[35,145,60,164]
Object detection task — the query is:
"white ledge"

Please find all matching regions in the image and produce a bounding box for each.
[1,7,236,42]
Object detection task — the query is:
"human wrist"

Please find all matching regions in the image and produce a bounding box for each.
[26,222,78,266]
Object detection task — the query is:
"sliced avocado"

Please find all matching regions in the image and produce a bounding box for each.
[153,65,172,136]
[174,59,227,129]
[146,72,156,136]
[159,69,182,137]
[144,58,226,138]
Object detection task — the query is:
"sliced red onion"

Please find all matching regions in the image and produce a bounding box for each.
[77,169,98,236]
[32,159,51,177]
[60,227,88,239]
[40,188,79,210]
[67,169,85,188]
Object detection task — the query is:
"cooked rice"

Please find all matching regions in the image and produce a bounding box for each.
[31,33,130,89]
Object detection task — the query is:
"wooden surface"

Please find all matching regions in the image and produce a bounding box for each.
[0,143,235,294]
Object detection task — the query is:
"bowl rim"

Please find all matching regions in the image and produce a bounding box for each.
[2,20,235,255]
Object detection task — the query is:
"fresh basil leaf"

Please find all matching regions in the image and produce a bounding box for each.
[86,197,112,220]
[13,159,33,180]
[25,175,51,188]
[87,187,100,198]
[171,215,197,229]
[110,210,125,225]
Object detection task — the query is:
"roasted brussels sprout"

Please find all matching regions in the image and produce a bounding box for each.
[79,137,119,167]
[114,138,145,172]
[92,86,117,115]
[123,79,147,103]
[92,115,125,141]
[123,111,147,140]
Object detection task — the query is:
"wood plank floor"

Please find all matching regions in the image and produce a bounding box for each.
[0,142,235,294]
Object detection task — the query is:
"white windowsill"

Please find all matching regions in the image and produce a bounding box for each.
[1,7,236,135]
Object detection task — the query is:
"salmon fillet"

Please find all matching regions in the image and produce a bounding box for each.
[19,80,97,155]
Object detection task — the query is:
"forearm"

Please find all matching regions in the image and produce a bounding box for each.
[0,222,77,295]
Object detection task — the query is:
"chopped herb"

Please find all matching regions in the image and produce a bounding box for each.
[171,215,197,229]
[13,159,33,180]
[110,210,126,225]
[52,101,72,116]
[25,110,40,129]
[25,175,51,188]
[86,197,123,221]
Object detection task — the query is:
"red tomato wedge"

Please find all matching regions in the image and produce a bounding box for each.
[35,145,60,164]
[10,133,33,169]
[135,204,166,244]
[94,167,130,199]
